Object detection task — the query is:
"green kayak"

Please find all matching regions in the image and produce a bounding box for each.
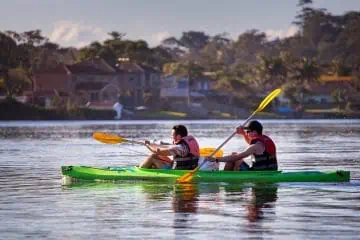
[61,166,350,185]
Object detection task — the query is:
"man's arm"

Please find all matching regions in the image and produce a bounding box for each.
[209,142,264,163]
[144,142,171,155]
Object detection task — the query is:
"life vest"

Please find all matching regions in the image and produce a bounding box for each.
[172,135,200,170]
[248,134,278,170]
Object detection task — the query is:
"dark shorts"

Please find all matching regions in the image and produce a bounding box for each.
[237,162,251,171]
[172,159,198,170]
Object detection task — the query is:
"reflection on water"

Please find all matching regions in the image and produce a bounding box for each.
[1,120,360,239]
[66,181,278,225]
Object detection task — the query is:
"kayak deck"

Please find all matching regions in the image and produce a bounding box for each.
[61,166,350,184]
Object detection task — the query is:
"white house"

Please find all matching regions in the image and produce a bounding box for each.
[160,74,189,98]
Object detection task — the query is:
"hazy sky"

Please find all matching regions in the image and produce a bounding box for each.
[1,0,359,47]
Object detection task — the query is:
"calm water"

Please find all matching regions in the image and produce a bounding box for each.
[0,120,359,239]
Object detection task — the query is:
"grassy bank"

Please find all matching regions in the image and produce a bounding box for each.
[304,108,360,119]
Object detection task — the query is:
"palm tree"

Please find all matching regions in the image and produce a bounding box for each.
[291,57,320,104]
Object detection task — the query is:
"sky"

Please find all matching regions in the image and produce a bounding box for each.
[1,0,359,48]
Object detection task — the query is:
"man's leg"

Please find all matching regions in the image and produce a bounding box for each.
[224,162,235,171]
[139,153,172,169]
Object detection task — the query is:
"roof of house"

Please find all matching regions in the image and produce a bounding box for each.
[66,59,116,75]
[35,58,161,76]
[34,64,71,75]
[320,74,353,82]
[114,62,144,73]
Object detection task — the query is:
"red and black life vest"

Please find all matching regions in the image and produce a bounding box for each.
[172,135,200,170]
[249,134,278,170]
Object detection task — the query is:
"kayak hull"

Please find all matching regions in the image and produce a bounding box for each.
[61,166,350,185]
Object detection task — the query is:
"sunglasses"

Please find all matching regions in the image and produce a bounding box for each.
[245,129,252,134]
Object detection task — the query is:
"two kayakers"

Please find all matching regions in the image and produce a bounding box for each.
[207,120,278,171]
[139,124,200,170]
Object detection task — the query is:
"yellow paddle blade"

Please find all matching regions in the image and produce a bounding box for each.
[255,88,282,113]
[199,148,223,157]
[93,132,129,144]
[94,133,222,157]
[177,167,199,184]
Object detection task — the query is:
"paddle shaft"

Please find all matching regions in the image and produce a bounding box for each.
[177,88,282,183]
[124,139,147,145]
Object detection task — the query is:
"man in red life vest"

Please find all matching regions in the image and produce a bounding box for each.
[139,125,200,170]
[207,120,278,171]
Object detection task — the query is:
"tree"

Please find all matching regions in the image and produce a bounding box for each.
[163,31,210,53]
[200,33,232,72]
[285,57,320,104]
[162,31,211,60]
[7,30,49,101]
[0,32,19,98]
[335,12,360,71]
[3,68,30,97]
[79,41,103,60]
[107,31,126,41]
[331,89,347,109]
[330,58,352,76]
[296,57,320,85]
[232,29,267,64]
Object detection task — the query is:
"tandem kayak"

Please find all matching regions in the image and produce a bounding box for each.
[61,166,350,185]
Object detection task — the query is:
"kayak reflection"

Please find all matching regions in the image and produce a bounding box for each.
[63,181,278,223]
[224,184,278,222]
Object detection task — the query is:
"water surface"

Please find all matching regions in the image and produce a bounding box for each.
[0,120,359,239]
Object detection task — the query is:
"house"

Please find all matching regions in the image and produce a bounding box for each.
[33,58,161,109]
[110,60,161,107]
[305,74,355,104]
[161,74,189,101]
[160,73,218,112]
[32,64,72,107]
[67,58,119,107]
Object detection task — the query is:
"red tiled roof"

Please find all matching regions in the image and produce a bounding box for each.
[67,64,109,75]
[66,59,116,75]
[35,64,70,74]
[320,75,353,82]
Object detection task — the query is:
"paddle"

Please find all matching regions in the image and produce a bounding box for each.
[93,132,224,157]
[176,88,283,183]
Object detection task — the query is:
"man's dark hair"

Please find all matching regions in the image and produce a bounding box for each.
[172,125,188,137]
[245,120,263,135]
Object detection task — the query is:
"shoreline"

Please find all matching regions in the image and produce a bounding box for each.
[1,98,359,121]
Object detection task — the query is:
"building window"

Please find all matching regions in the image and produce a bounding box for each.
[90,92,99,101]
[103,92,109,100]
[178,81,187,89]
